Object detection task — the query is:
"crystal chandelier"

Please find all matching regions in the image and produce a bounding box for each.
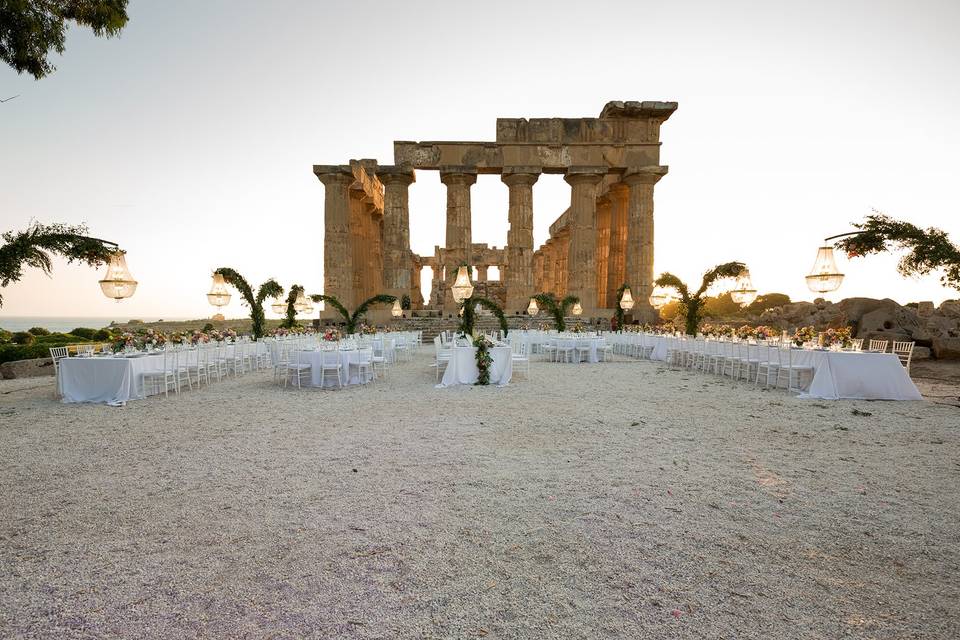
[391,299,403,317]
[806,246,844,293]
[620,286,636,310]
[270,298,286,314]
[647,286,671,309]
[526,298,539,315]
[99,251,137,301]
[730,268,758,306]
[451,266,474,303]
[571,301,583,315]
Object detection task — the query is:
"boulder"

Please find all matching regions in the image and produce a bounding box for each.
[939,300,960,318]
[0,357,55,379]
[858,305,924,340]
[933,337,960,360]
[917,301,934,317]
[835,297,900,323]
[913,346,932,360]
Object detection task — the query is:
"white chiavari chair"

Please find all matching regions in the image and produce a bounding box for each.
[284,349,312,389]
[319,347,342,389]
[48,346,70,398]
[868,339,889,353]
[143,348,176,398]
[892,340,915,374]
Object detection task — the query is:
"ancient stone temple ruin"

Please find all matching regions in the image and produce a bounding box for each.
[314,100,676,320]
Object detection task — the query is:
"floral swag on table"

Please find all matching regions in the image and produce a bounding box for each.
[322,327,342,342]
[111,328,239,352]
[473,333,495,386]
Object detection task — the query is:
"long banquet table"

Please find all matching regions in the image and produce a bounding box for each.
[615,334,922,401]
[437,344,513,388]
[58,343,267,406]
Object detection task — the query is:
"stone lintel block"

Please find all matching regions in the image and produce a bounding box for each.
[395,141,660,173]
[598,101,679,120]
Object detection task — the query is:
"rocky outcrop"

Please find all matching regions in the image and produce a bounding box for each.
[754,298,960,360]
[1,357,54,379]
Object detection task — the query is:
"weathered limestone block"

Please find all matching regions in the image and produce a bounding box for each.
[1,357,54,379]
[933,337,960,359]
[917,301,934,317]
[939,300,960,318]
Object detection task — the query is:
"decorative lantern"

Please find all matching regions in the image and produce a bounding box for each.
[293,291,309,313]
[572,301,583,316]
[391,299,403,317]
[451,265,474,303]
[806,246,844,293]
[301,295,314,315]
[526,298,539,315]
[620,286,636,311]
[730,268,758,306]
[99,251,137,301]
[647,286,670,309]
[270,298,286,314]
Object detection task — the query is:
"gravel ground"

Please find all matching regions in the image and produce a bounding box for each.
[1,348,958,639]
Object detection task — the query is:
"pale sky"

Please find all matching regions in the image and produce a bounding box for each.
[1,0,958,321]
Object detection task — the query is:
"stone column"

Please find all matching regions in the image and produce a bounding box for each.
[595,193,611,308]
[379,168,416,300]
[502,170,539,312]
[411,260,424,307]
[564,170,605,312]
[440,169,477,309]
[316,169,355,310]
[533,250,545,293]
[477,265,488,282]
[606,182,628,308]
[349,190,368,303]
[623,166,668,321]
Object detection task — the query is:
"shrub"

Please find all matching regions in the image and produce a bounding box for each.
[12,331,35,345]
[0,329,11,344]
[93,329,111,341]
[69,327,99,340]
[202,323,214,332]
[28,327,50,336]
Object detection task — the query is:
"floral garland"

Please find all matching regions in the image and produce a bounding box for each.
[474,334,494,386]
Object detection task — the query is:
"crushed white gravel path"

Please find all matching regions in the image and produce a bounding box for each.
[1,348,958,639]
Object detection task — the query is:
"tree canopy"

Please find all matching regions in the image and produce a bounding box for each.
[0,222,118,306]
[835,211,960,292]
[1,0,129,79]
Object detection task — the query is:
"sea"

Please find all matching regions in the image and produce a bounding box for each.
[0,317,192,333]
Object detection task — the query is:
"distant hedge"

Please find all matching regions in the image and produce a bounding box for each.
[0,332,99,365]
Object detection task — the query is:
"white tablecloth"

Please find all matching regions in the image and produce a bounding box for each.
[59,343,267,406]
[296,349,372,388]
[59,353,163,406]
[623,334,921,401]
[437,345,513,387]
[791,350,922,401]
